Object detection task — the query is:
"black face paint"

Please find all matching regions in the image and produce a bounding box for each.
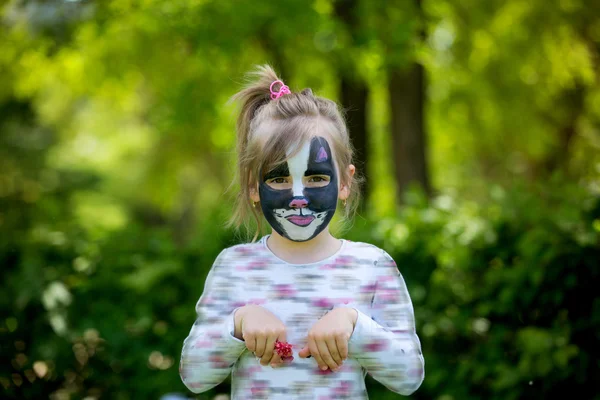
[258,136,338,242]
[263,163,289,181]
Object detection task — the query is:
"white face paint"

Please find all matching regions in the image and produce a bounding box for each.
[289,140,311,197]
[272,141,326,241]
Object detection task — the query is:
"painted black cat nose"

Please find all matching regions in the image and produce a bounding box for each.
[289,197,308,208]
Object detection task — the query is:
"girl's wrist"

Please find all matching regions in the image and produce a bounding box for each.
[348,308,358,328]
[333,307,358,329]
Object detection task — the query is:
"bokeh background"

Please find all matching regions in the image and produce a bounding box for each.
[2,0,600,399]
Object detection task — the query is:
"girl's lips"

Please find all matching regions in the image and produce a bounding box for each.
[286,215,315,226]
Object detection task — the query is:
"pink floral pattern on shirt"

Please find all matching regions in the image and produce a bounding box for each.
[180,236,424,399]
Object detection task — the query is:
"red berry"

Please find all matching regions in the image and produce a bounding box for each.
[274,340,294,361]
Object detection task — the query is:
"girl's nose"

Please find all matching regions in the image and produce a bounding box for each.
[289,197,308,209]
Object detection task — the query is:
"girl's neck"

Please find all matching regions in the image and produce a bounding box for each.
[266,229,342,264]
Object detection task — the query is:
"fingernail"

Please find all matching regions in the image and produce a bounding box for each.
[321,366,328,370]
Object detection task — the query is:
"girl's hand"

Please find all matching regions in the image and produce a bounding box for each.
[234,305,288,368]
[298,307,358,371]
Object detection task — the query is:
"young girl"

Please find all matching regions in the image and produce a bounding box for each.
[179,65,424,399]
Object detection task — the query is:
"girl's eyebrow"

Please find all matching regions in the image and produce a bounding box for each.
[263,163,290,180]
[304,166,333,176]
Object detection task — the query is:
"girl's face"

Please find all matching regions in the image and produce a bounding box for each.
[258,136,338,242]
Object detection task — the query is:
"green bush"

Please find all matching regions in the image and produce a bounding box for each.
[2,180,598,399]
[352,182,600,400]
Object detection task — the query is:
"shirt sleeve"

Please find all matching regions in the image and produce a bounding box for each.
[179,248,247,393]
[345,249,425,396]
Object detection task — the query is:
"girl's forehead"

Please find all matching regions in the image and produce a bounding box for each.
[279,140,340,180]
[283,136,338,170]
[254,116,338,145]
[253,117,341,174]
[287,136,329,157]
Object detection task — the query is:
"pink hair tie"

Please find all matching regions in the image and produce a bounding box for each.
[270,80,291,100]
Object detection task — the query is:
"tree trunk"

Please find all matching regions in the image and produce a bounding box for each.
[388,62,431,200]
[540,85,584,176]
[340,77,369,198]
[334,0,369,200]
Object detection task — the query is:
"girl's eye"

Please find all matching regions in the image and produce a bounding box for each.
[308,176,329,183]
[270,178,288,184]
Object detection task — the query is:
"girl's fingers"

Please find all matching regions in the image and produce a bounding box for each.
[269,331,287,367]
[260,332,277,366]
[317,338,339,371]
[269,352,283,367]
[308,336,326,370]
[269,349,286,368]
[278,331,288,347]
[244,333,256,353]
[326,335,343,366]
[255,332,267,358]
[335,332,349,360]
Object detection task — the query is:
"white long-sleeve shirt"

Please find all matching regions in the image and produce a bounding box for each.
[180,235,424,399]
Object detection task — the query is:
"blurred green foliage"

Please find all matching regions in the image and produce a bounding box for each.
[1,0,599,399]
[367,182,600,399]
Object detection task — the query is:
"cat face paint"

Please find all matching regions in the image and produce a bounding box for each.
[259,136,338,242]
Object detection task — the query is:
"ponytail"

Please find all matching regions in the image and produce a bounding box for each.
[230,65,281,155]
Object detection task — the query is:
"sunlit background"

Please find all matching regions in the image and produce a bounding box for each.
[1,0,599,399]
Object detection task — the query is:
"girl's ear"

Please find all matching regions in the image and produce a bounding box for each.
[249,185,260,203]
[339,164,356,200]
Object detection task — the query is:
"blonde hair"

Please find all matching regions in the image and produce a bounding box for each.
[228,65,362,241]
